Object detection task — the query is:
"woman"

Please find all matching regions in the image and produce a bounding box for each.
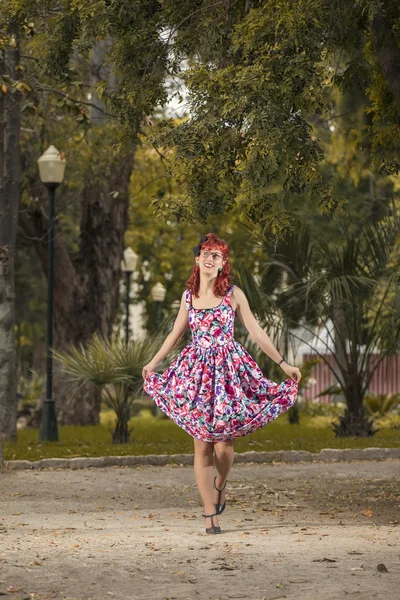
[142,233,301,534]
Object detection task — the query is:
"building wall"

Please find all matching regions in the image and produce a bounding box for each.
[303,353,400,403]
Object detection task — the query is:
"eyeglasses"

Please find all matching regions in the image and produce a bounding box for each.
[200,250,223,262]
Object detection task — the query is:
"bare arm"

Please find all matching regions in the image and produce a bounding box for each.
[233,287,301,382]
[142,290,189,379]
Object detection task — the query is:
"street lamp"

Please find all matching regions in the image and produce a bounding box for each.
[121,247,138,345]
[37,145,66,442]
[151,282,166,330]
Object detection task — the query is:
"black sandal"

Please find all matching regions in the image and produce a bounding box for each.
[202,512,222,534]
[214,475,227,515]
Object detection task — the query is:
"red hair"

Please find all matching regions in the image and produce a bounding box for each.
[186,233,233,298]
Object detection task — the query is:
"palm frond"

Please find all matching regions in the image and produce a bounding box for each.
[54,332,164,390]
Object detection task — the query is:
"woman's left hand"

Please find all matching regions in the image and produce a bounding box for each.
[281,363,302,383]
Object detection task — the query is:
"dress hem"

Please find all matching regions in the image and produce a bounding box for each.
[149,379,298,443]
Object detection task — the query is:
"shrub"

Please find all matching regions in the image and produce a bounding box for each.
[363,393,400,417]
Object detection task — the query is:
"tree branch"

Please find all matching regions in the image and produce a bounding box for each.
[34,83,118,119]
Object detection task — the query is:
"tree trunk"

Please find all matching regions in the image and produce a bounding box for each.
[333,386,374,437]
[330,301,374,436]
[331,300,348,391]
[19,151,133,425]
[371,13,400,117]
[0,45,21,441]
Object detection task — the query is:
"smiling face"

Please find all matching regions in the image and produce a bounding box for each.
[198,248,225,274]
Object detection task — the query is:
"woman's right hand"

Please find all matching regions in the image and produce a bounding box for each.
[142,361,157,380]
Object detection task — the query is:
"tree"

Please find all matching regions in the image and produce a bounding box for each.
[127,135,263,333]
[0,0,170,428]
[0,37,21,441]
[239,213,400,436]
[54,334,164,444]
[154,0,400,238]
[3,0,400,435]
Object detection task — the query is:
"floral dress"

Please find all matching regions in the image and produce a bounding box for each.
[143,285,298,442]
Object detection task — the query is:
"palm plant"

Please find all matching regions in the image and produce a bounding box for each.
[54,333,164,443]
[364,393,400,417]
[237,212,400,437]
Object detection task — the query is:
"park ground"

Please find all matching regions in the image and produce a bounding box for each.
[0,459,399,600]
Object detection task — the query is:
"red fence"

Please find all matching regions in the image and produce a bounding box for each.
[302,353,400,403]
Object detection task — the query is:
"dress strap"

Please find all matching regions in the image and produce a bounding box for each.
[224,285,235,305]
[185,288,191,312]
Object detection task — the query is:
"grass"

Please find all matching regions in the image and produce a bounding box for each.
[3,411,400,462]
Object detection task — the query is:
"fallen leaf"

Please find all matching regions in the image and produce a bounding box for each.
[312,557,337,563]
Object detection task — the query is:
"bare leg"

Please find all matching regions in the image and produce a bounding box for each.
[213,441,234,507]
[193,438,219,528]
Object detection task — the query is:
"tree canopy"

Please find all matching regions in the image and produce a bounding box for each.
[154,0,400,238]
[3,0,400,238]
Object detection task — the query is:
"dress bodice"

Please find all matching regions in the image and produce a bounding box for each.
[185,285,235,349]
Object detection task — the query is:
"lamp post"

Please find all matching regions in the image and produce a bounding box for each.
[38,146,66,442]
[121,247,138,345]
[151,282,166,330]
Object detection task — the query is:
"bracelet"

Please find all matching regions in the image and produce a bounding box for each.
[278,358,286,366]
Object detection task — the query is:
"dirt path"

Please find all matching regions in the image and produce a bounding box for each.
[1,460,399,600]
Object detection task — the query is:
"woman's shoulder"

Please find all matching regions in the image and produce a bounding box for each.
[230,285,244,297]
[230,286,247,307]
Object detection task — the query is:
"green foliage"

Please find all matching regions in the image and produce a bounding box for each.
[237,210,400,435]
[364,393,400,416]
[0,0,169,139]
[153,0,400,235]
[126,136,262,331]
[3,415,399,462]
[373,413,400,430]
[53,334,163,442]
[17,369,44,409]
[300,400,346,418]
[2,0,400,238]
[54,333,161,391]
